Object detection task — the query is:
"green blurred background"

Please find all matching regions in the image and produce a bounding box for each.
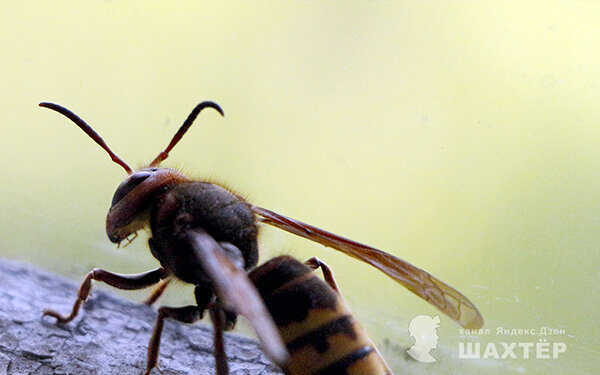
[1,2,598,374]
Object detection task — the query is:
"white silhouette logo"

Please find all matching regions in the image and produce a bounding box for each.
[407,315,440,363]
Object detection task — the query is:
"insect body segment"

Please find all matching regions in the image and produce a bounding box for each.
[107,167,190,244]
[149,181,259,277]
[250,256,392,375]
[40,100,483,375]
[40,101,287,375]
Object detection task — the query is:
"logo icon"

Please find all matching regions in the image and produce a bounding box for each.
[407,314,440,363]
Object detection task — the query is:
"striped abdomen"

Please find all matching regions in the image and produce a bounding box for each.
[250,256,390,375]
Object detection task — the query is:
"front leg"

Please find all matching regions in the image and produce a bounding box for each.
[43,267,166,324]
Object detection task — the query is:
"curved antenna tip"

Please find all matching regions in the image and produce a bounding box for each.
[39,101,132,174]
[39,102,56,109]
[149,100,225,166]
[200,101,225,117]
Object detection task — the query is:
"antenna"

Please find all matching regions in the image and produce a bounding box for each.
[39,102,132,174]
[149,101,224,167]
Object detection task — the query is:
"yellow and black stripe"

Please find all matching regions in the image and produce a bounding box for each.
[250,256,390,375]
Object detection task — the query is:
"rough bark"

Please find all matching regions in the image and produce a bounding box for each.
[0,259,283,375]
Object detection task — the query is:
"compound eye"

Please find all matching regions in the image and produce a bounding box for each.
[111,171,152,206]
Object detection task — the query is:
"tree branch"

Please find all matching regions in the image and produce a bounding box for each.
[0,259,283,375]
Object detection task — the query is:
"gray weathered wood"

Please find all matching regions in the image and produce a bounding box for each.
[0,259,283,375]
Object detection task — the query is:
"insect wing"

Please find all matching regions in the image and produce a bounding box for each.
[252,206,483,329]
[183,229,289,366]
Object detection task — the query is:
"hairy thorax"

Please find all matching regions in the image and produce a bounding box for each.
[149,181,259,284]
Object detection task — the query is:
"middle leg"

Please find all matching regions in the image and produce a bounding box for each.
[145,305,203,375]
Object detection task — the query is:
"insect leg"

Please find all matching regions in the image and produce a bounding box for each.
[143,278,171,305]
[304,257,341,295]
[43,267,166,324]
[145,305,202,375]
[209,304,230,375]
[194,284,235,374]
[304,257,394,375]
